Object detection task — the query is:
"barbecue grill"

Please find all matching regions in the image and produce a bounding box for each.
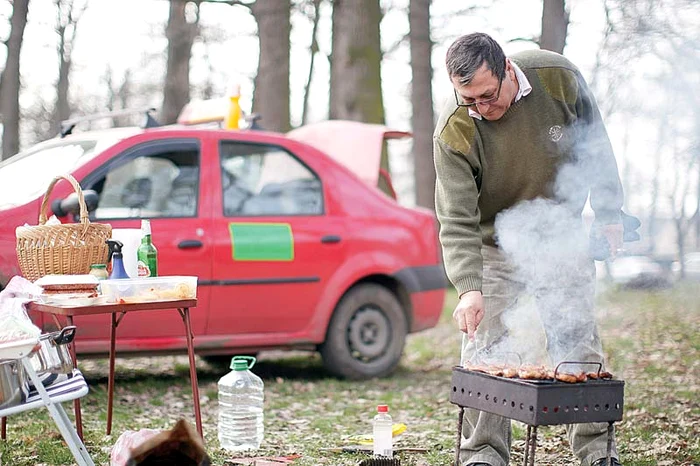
[450,362,624,466]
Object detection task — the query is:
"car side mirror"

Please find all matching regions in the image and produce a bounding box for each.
[51,190,99,217]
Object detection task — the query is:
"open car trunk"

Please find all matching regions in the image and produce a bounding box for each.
[287,120,410,199]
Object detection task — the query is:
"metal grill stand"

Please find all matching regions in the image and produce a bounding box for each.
[454,409,616,466]
[450,367,623,466]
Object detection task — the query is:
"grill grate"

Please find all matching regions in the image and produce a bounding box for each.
[450,366,624,426]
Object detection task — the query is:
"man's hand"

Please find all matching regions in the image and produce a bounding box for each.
[453,290,484,340]
[601,223,624,258]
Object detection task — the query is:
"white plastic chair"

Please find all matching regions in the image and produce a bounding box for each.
[0,341,94,466]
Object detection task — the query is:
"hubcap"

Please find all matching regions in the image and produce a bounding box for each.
[347,305,390,361]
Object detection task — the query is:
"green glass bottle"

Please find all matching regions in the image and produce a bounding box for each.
[137,219,158,277]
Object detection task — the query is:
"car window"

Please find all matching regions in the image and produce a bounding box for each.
[220,142,322,216]
[88,147,200,219]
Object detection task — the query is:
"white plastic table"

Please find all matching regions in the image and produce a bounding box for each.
[0,339,94,466]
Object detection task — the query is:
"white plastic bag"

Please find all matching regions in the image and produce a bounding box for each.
[0,276,42,342]
[110,428,162,466]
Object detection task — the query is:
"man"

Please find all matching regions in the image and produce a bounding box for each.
[433,33,625,466]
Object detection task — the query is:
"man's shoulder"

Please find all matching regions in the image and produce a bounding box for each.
[512,49,580,105]
[434,100,477,156]
[511,48,579,73]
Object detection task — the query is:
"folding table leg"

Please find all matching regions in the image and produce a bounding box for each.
[179,307,203,440]
[66,315,84,440]
[107,311,118,435]
[20,359,94,466]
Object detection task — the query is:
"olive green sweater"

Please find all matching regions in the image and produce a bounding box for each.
[433,49,623,296]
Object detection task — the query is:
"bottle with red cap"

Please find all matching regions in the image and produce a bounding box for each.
[373,404,393,457]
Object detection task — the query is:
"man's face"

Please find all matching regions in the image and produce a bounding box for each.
[452,61,513,121]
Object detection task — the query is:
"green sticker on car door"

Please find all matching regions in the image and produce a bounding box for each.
[229,223,294,261]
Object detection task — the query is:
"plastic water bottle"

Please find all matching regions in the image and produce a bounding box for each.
[373,404,393,457]
[217,356,264,451]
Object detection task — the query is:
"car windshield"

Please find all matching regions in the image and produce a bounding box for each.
[0,137,116,209]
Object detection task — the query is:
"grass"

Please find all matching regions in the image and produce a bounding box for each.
[0,284,698,465]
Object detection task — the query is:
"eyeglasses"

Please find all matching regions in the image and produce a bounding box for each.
[454,78,503,108]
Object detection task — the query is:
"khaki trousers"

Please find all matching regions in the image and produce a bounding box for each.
[459,245,618,466]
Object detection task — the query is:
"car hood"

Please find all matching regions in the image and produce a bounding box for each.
[287,120,410,187]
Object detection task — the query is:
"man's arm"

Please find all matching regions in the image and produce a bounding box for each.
[434,135,485,338]
[573,71,625,255]
[433,136,483,294]
[574,71,624,225]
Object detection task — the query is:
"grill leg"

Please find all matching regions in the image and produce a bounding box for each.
[455,407,465,466]
[522,425,531,466]
[606,422,614,466]
[529,426,538,466]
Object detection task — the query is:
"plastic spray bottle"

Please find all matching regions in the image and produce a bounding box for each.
[106,239,129,279]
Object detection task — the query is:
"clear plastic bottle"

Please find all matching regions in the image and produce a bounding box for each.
[217,356,264,451]
[373,404,393,457]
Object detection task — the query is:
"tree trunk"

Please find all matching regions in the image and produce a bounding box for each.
[162,0,199,125]
[330,0,384,125]
[251,0,291,133]
[301,0,322,126]
[540,0,568,54]
[330,0,386,190]
[0,0,30,160]
[410,0,435,210]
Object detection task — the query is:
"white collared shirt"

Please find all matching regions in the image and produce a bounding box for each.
[468,60,532,120]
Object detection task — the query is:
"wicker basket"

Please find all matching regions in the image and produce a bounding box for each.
[16,174,112,281]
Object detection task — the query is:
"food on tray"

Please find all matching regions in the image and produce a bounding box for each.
[100,276,198,304]
[35,274,99,298]
[517,364,550,380]
[116,281,196,304]
[463,362,613,383]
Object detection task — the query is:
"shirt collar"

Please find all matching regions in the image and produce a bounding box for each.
[468,60,532,120]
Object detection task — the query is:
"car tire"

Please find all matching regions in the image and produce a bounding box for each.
[320,283,407,380]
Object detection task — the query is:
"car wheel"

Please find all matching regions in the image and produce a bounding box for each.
[320,283,407,380]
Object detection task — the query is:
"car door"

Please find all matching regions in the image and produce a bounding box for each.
[207,139,347,336]
[78,138,212,341]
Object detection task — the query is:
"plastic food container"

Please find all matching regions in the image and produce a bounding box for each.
[100,276,198,304]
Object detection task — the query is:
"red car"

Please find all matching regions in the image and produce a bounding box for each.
[0,116,446,379]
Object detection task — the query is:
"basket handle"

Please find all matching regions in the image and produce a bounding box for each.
[39,174,90,236]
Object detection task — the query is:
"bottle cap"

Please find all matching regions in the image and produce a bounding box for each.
[377,404,389,413]
[91,264,107,269]
[227,82,241,97]
[141,219,151,235]
[230,355,257,371]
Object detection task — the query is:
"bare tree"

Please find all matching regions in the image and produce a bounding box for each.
[162,0,201,124]
[251,0,291,132]
[410,0,435,210]
[52,0,88,132]
[103,66,134,127]
[540,0,568,54]
[593,0,700,258]
[0,0,30,160]
[301,0,322,126]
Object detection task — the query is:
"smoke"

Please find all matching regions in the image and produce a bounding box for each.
[491,121,614,368]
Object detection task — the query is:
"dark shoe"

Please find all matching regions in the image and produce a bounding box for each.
[591,459,621,466]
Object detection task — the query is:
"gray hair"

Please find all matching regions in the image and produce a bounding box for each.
[446,33,506,85]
